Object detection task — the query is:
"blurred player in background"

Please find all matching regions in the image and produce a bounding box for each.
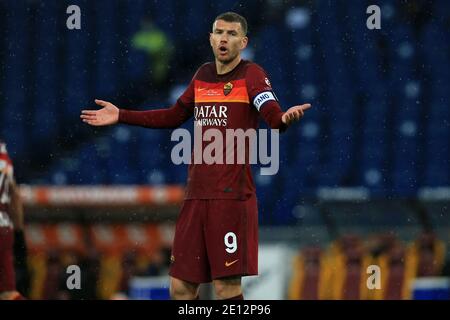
[81,12,311,300]
[0,140,27,300]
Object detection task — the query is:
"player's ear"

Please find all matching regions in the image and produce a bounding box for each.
[209,32,213,47]
[240,36,248,50]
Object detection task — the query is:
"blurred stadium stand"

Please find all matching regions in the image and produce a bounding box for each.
[0,0,449,299]
[288,232,446,299]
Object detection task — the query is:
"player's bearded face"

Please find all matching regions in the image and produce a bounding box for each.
[210,20,248,64]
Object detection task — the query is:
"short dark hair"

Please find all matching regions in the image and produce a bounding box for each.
[214,12,248,35]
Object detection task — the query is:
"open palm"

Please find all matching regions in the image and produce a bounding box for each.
[282,103,312,125]
[80,99,119,126]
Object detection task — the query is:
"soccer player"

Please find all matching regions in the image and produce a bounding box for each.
[0,140,27,300]
[81,12,311,300]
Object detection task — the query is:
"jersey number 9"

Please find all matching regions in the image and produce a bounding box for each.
[224,232,237,253]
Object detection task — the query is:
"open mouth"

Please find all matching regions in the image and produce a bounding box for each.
[219,46,228,54]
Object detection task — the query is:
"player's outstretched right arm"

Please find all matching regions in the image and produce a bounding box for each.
[81,99,192,129]
[80,99,119,126]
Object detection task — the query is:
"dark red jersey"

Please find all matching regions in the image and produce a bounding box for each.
[0,142,15,292]
[0,142,14,219]
[119,60,287,200]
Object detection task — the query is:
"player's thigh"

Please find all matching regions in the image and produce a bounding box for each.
[213,275,242,297]
[213,275,242,290]
[170,276,200,297]
[205,194,258,279]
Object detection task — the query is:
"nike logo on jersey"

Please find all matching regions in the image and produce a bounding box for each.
[225,259,239,267]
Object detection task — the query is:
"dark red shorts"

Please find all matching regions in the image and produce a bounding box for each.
[0,226,16,292]
[169,194,258,283]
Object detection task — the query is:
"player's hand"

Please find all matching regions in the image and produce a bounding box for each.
[281,103,312,125]
[80,99,119,126]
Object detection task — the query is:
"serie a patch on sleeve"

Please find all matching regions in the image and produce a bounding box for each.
[253,91,277,111]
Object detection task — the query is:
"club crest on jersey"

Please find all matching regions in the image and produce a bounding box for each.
[223,82,233,96]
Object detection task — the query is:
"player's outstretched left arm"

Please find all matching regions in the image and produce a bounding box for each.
[281,103,312,126]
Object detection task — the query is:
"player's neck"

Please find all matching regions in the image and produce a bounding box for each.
[215,56,241,75]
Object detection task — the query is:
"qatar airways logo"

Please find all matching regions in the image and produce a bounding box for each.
[194,105,228,126]
[170,125,280,175]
